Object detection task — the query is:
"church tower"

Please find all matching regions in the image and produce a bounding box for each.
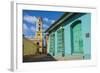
[35,17,43,53]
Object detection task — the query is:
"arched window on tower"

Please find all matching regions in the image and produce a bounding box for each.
[38,27,41,31]
[39,24,41,26]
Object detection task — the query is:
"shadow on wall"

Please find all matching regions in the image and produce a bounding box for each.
[23,54,56,62]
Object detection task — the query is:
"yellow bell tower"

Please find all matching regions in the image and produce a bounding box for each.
[35,17,43,53]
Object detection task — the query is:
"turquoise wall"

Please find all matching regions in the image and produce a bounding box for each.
[48,13,91,59]
[81,14,91,59]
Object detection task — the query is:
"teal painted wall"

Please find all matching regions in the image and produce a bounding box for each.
[63,25,71,56]
[48,13,91,59]
[81,14,91,59]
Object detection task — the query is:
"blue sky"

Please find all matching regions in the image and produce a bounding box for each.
[23,10,64,39]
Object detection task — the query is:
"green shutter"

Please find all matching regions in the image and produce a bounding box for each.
[57,29,64,56]
[72,21,83,54]
[49,33,55,56]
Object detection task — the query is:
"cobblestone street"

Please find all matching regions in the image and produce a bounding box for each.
[23,54,56,62]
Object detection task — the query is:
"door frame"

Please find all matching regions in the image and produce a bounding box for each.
[70,20,83,54]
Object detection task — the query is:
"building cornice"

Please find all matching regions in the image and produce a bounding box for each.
[45,12,74,33]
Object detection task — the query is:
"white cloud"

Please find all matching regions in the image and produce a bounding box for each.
[24,35,34,39]
[43,17,55,24]
[23,23,28,30]
[30,26,36,32]
[23,23,29,34]
[43,17,49,22]
[42,29,46,32]
[24,15,37,24]
[51,20,55,24]
[43,24,49,28]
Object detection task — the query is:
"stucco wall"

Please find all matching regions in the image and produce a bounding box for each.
[48,13,91,59]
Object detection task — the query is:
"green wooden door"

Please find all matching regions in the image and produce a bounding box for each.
[49,33,55,56]
[72,22,83,54]
[57,29,64,56]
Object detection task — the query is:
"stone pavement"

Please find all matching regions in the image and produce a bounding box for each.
[23,54,56,62]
